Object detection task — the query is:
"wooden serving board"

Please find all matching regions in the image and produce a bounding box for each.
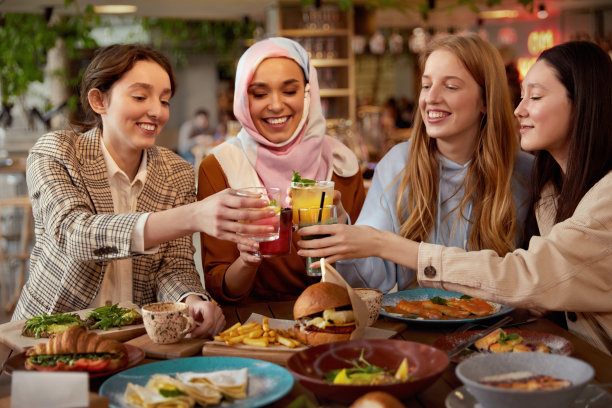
[0,302,145,353]
[201,342,299,366]
[199,318,407,367]
[126,334,208,359]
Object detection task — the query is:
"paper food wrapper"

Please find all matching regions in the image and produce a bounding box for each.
[321,258,368,341]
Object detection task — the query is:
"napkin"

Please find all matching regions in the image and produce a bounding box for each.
[321,258,368,341]
[11,371,89,408]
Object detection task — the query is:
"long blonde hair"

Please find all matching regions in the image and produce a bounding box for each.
[397,33,519,255]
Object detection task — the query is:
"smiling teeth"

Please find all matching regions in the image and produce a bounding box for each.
[140,124,155,131]
[267,117,288,125]
[428,112,447,119]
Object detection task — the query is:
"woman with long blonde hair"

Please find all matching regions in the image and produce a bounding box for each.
[298,33,533,291]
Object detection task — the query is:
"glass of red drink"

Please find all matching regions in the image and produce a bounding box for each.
[259,208,292,257]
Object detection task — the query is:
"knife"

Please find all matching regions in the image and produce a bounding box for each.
[446,315,513,359]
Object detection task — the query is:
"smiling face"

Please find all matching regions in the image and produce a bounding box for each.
[97,59,172,156]
[419,49,486,160]
[515,60,573,172]
[248,57,306,144]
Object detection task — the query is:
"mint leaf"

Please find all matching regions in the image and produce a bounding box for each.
[291,170,315,184]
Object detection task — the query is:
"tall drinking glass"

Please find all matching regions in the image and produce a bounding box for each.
[298,205,337,283]
[291,180,334,224]
[232,187,281,242]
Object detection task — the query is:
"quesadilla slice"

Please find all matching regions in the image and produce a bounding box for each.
[176,368,248,399]
[124,382,195,408]
[147,374,222,406]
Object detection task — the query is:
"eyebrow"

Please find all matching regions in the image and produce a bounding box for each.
[421,74,465,80]
[522,83,548,92]
[249,78,301,88]
[129,82,172,96]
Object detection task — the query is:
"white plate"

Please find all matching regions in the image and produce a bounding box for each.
[446,385,612,408]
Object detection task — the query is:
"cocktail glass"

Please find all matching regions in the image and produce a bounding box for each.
[259,208,293,257]
[298,204,337,283]
[291,180,334,224]
[232,187,281,242]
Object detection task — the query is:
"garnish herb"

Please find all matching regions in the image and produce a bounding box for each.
[431,296,448,305]
[460,295,472,299]
[291,170,315,184]
[498,332,520,344]
[323,349,389,382]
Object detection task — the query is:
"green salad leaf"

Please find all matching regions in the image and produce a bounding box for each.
[85,303,141,331]
[23,313,84,339]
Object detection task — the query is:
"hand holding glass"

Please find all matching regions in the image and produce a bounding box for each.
[232,187,281,242]
[298,205,337,281]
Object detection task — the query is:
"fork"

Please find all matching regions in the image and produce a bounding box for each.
[452,316,539,333]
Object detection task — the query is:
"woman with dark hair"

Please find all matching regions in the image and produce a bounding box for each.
[197,38,365,302]
[299,41,612,354]
[12,44,273,338]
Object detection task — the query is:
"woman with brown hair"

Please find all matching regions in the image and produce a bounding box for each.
[298,33,533,292]
[13,44,273,337]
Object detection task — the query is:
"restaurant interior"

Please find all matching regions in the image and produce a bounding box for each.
[0,0,612,407]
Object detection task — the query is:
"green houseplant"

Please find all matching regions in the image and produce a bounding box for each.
[0,0,98,128]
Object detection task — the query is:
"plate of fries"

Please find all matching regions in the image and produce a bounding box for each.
[213,314,306,350]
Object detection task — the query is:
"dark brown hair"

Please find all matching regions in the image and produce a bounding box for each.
[73,43,176,131]
[530,41,612,223]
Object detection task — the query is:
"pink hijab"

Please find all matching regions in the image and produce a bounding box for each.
[229,37,358,199]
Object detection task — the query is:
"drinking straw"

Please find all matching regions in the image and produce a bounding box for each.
[317,192,326,223]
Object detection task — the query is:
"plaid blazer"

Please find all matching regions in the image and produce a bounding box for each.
[12,128,211,320]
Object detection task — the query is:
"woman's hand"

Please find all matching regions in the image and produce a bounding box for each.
[237,241,263,265]
[297,224,380,265]
[184,295,226,338]
[195,188,275,245]
[333,190,349,224]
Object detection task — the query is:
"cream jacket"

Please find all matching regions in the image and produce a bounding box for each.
[418,171,612,355]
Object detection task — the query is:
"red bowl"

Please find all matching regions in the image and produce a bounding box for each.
[286,338,449,404]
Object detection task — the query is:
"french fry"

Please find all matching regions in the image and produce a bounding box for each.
[243,337,269,347]
[247,328,264,338]
[277,335,297,348]
[215,320,304,348]
[237,321,258,333]
[225,334,247,345]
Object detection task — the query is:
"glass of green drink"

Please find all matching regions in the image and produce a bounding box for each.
[297,204,337,282]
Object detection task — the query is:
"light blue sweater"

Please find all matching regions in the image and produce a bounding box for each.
[337,140,534,292]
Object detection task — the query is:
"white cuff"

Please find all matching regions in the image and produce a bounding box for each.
[132,213,159,254]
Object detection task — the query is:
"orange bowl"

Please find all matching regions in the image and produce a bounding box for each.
[286,338,449,404]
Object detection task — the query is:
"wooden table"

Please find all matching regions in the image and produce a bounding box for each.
[1,302,612,408]
[220,302,612,408]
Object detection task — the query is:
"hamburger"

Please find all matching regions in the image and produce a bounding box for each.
[25,325,128,372]
[293,282,356,346]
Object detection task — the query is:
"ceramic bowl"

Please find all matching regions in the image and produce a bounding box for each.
[354,288,383,326]
[455,352,594,408]
[286,338,449,404]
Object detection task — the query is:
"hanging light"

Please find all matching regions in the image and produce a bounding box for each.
[537,4,549,19]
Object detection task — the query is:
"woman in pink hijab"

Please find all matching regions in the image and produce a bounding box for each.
[197,37,365,303]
